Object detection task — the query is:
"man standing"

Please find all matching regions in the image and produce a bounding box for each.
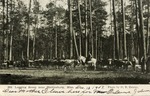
[86,52,92,63]
[132,55,138,71]
[123,56,128,70]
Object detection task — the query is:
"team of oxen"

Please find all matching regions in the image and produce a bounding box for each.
[0,56,141,71]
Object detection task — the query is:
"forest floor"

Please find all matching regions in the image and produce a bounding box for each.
[0,69,150,84]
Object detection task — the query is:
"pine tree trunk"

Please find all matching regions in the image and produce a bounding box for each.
[73,30,79,57]
[50,41,52,59]
[33,19,37,60]
[9,0,13,61]
[135,0,140,60]
[130,1,135,60]
[89,0,94,57]
[136,0,142,70]
[5,0,9,61]
[138,0,146,72]
[55,19,57,59]
[147,1,150,54]
[2,0,5,63]
[33,29,35,60]
[100,39,103,59]
[85,0,88,57]
[68,0,73,58]
[95,27,98,59]
[147,0,150,72]
[27,0,32,61]
[77,0,82,56]
[112,0,119,59]
[110,0,114,59]
[119,31,123,59]
[121,0,127,58]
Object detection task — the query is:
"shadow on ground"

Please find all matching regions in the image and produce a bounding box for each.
[0,74,149,84]
[0,74,66,84]
[68,77,150,84]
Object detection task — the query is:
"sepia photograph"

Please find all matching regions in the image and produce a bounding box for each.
[0,0,150,85]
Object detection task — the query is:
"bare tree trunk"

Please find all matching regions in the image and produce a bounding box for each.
[112,0,119,59]
[100,39,103,59]
[5,0,9,61]
[77,0,82,56]
[110,0,114,59]
[50,41,52,59]
[22,51,24,60]
[130,0,135,60]
[33,28,36,60]
[121,0,127,58]
[135,0,141,61]
[138,0,146,72]
[9,29,13,61]
[85,0,88,57]
[147,0,150,54]
[49,22,53,59]
[113,33,116,59]
[95,27,98,59]
[9,0,13,61]
[119,31,123,59]
[55,19,57,59]
[33,19,38,60]
[147,0,150,72]
[33,0,39,60]
[73,30,79,57]
[68,0,73,58]
[27,0,32,62]
[89,0,94,57]
[2,0,5,63]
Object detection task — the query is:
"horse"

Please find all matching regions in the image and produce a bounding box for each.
[78,56,97,71]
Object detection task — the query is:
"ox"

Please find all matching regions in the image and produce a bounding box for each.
[60,59,79,71]
[78,56,97,71]
[113,59,132,70]
[98,58,113,69]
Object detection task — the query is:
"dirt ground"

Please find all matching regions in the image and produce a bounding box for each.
[0,69,150,84]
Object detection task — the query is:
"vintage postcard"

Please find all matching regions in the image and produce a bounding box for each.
[0,0,150,95]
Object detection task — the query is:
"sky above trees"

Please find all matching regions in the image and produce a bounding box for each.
[20,0,113,11]
[21,0,68,9]
[20,0,112,36]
